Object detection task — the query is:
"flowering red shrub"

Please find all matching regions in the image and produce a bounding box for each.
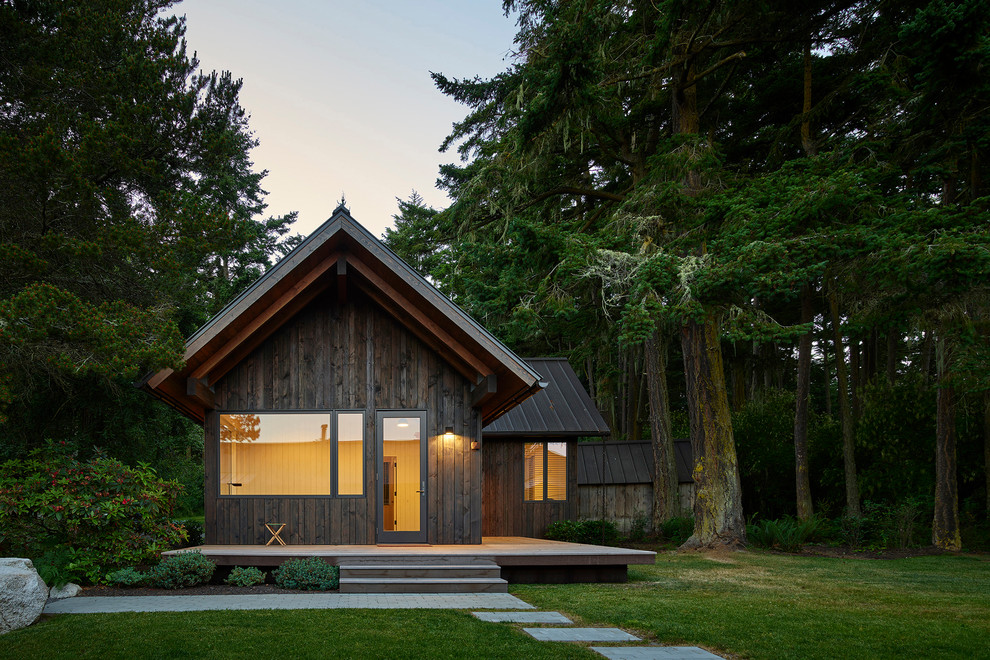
[0,443,187,582]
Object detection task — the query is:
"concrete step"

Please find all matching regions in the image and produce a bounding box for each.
[339,564,502,579]
[337,559,506,593]
[341,555,496,566]
[339,577,508,594]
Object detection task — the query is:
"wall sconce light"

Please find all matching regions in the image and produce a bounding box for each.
[470,440,481,451]
[443,425,455,441]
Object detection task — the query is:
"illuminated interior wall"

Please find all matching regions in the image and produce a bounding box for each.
[219,412,365,497]
[337,412,364,495]
[524,442,544,501]
[219,413,331,495]
[382,417,422,532]
[524,441,566,501]
[546,442,567,500]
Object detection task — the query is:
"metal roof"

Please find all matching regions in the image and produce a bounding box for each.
[576,440,694,485]
[481,358,610,437]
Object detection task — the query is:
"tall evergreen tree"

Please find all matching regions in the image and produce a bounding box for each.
[0,0,298,453]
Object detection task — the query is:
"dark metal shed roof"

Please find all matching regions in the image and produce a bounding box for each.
[577,440,693,485]
[482,358,611,437]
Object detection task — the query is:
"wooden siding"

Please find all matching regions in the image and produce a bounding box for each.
[206,289,481,545]
[578,483,695,532]
[482,437,578,538]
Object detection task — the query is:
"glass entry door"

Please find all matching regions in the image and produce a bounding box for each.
[377,412,427,543]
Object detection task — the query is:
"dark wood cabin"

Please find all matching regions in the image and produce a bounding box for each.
[481,358,610,538]
[143,204,543,546]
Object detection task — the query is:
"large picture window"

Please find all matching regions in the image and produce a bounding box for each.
[219,411,364,496]
[524,441,567,501]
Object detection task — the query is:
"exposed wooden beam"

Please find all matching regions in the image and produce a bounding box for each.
[145,367,173,390]
[347,254,492,380]
[336,253,347,304]
[189,252,339,381]
[186,377,216,410]
[471,374,498,407]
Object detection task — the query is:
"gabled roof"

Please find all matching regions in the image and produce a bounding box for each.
[143,205,544,425]
[482,358,610,437]
[576,440,694,485]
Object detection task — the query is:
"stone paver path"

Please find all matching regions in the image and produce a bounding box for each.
[591,647,724,659]
[43,592,533,614]
[473,611,572,623]
[524,627,640,642]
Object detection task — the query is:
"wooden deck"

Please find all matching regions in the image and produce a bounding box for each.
[163,536,656,583]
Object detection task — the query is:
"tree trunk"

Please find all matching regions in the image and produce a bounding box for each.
[933,333,961,551]
[646,330,678,529]
[850,338,861,420]
[821,329,833,415]
[801,42,817,157]
[828,283,861,517]
[679,316,746,549]
[920,330,934,382]
[985,391,990,522]
[794,284,814,521]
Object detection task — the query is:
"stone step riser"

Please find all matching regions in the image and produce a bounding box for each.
[338,556,497,566]
[339,566,502,579]
[339,578,508,594]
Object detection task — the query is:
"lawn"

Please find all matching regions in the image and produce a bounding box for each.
[0,609,594,659]
[2,551,986,659]
[514,550,990,660]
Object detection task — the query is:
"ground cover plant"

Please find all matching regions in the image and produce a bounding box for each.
[514,551,990,660]
[272,557,339,590]
[225,566,266,587]
[146,551,215,589]
[0,610,593,660]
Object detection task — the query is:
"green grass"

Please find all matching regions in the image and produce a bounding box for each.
[0,609,594,659]
[5,552,987,659]
[513,551,990,660]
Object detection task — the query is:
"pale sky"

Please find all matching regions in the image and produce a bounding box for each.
[177,1,519,240]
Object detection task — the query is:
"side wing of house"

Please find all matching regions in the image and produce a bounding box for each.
[142,205,543,545]
[481,357,610,538]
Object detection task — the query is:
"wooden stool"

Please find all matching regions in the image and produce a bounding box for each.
[265,522,286,546]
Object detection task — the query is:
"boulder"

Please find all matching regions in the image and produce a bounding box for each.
[0,558,49,635]
[49,582,82,600]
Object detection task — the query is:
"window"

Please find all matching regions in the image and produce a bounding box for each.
[524,441,567,501]
[219,411,364,496]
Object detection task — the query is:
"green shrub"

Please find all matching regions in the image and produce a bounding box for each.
[833,499,931,551]
[660,517,694,545]
[174,518,204,546]
[627,513,650,542]
[0,443,186,582]
[272,557,339,591]
[747,515,821,552]
[33,547,88,589]
[146,551,215,589]
[225,566,265,587]
[545,519,619,545]
[107,567,146,587]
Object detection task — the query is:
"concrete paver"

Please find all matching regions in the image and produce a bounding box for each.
[43,593,534,614]
[591,647,723,659]
[524,627,640,642]
[472,611,572,623]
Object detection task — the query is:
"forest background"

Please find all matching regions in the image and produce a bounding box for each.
[1,0,987,554]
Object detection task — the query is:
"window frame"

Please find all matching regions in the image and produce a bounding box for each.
[523,440,568,502]
[217,409,366,498]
